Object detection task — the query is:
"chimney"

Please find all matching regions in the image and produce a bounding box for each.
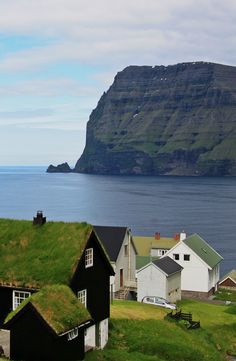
[174,233,180,241]
[180,230,187,241]
[155,232,161,240]
[33,211,46,226]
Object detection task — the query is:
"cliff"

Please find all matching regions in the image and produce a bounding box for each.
[51,62,236,176]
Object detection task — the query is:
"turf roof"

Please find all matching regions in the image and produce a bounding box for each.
[133,236,179,256]
[220,269,236,283]
[0,218,92,288]
[5,285,91,335]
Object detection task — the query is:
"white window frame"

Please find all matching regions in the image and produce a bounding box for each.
[85,248,93,268]
[13,290,31,311]
[67,327,78,341]
[78,289,87,308]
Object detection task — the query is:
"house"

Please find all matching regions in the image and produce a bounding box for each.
[4,285,92,361]
[94,226,137,298]
[137,257,182,303]
[219,269,236,289]
[164,233,223,298]
[133,232,181,258]
[0,213,114,360]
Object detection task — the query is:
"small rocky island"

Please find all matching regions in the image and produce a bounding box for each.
[47,61,236,176]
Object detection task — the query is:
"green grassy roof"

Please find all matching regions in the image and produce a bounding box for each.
[133,236,179,256]
[0,218,92,288]
[136,255,159,270]
[183,234,223,268]
[5,285,91,335]
[220,269,236,283]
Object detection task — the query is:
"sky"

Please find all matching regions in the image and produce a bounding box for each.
[0,0,236,166]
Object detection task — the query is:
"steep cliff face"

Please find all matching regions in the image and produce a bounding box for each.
[75,62,236,175]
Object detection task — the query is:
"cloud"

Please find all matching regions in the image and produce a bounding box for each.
[0,108,53,119]
[0,0,235,73]
[0,78,100,97]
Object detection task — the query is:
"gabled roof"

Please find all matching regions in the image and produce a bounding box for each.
[94,225,136,261]
[133,236,179,256]
[183,233,223,269]
[5,285,92,335]
[219,269,236,284]
[152,257,183,276]
[0,218,113,288]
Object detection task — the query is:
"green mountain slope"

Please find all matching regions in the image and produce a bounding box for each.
[58,62,236,175]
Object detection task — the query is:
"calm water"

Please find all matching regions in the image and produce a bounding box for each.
[0,166,235,275]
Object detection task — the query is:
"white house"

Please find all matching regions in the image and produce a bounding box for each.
[137,256,183,303]
[94,226,137,299]
[164,233,223,298]
[133,232,180,258]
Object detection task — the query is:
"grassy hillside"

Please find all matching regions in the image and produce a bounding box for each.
[1,299,235,361]
[86,299,236,361]
[75,62,236,176]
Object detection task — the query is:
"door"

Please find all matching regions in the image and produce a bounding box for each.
[120,269,123,288]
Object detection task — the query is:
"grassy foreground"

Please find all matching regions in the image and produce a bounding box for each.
[86,299,236,361]
[1,299,235,361]
[214,288,236,302]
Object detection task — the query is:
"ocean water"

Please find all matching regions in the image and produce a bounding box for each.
[0,166,235,275]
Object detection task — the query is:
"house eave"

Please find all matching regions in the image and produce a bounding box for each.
[59,320,92,337]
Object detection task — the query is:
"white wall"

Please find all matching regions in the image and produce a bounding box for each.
[208,264,220,291]
[85,325,96,350]
[114,230,136,292]
[137,264,166,301]
[165,243,209,292]
[166,273,182,302]
[99,318,109,349]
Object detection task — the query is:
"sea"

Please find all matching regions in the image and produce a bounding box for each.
[0,166,235,276]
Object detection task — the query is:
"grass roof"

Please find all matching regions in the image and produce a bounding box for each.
[0,218,92,288]
[136,255,159,270]
[5,285,91,335]
[133,236,179,256]
[220,269,236,283]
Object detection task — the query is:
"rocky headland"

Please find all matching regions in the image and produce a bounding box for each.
[47,61,236,176]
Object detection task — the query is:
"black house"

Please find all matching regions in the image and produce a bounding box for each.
[0,217,114,360]
[5,285,92,361]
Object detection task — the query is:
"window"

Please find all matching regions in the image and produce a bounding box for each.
[124,245,128,256]
[173,254,179,260]
[85,248,93,268]
[68,327,78,341]
[184,254,190,261]
[78,289,87,307]
[161,250,167,256]
[13,290,31,310]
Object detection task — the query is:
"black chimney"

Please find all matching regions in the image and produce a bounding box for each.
[33,211,46,226]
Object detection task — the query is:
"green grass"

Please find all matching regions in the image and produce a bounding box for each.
[85,300,236,361]
[214,288,236,302]
[0,219,92,287]
[5,285,91,334]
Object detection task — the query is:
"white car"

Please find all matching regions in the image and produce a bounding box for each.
[142,296,176,310]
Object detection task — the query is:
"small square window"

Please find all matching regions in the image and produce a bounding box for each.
[184,254,190,261]
[13,290,31,311]
[173,254,179,260]
[78,289,87,307]
[85,248,93,268]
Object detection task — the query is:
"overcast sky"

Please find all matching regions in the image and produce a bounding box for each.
[0,0,236,166]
